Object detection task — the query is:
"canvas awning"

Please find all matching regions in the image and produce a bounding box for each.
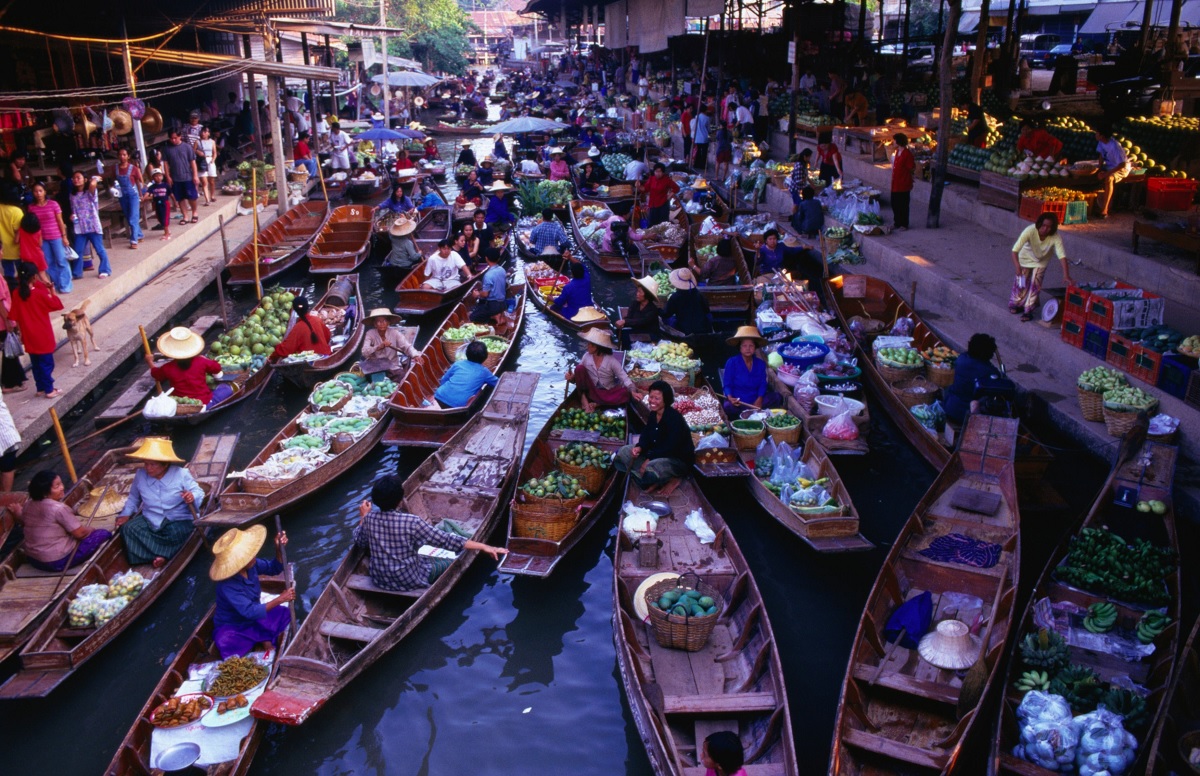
[958,11,981,32]
[1079,1,1138,33]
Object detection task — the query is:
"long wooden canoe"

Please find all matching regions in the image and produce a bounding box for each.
[0,443,143,665]
[103,573,289,775]
[196,350,413,529]
[826,273,955,470]
[391,257,487,317]
[1144,613,1200,775]
[613,473,799,775]
[569,199,655,276]
[375,206,453,290]
[268,275,365,390]
[990,429,1179,776]
[525,273,611,334]
[830,414,1020,775]
[0,434,239,698]
[685,223,755,316]
[498,388,628,578]
[383,281,525,448]
[308,204,374,274]
[226,200,330,285]
[251,372,539,725]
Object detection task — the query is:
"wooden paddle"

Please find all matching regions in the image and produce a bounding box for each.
[958,573,1010,718]
[274,514,297,636]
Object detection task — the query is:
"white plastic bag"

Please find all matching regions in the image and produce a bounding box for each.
[1074,706,1138,776]
[143,389,178,418]
[695,432,729,450]
[684,509,716,544]
[621,502,658,540]
[1013,691,1079,770]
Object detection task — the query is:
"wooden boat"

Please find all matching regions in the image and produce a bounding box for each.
[431,122,491,138]
[613,473,799,775]
[308,204,374,274]
[251,372,539,725]
[826,273,955,470]
[990,429,1179,776]
[0,434,239,698]
[391,257,487,317]
[686,223,755,316]
[571,165,635,205]
[226,200,330,285]
[498,388,628,577]
[525,273,611,333]
[196,350,414,530]
[268,275,365,389]
[1144,613,1200,775]
[375,206,454,290]
[682,185,731,227]
[382,282,525,448]
[0,493,27,560]
[103,572,289,775]
[630,201,688,265]
[831,414,1021,775]
[569,199,655,276]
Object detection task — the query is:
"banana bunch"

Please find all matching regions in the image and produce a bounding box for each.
[1014,670,1051,693]
[1136,611,1171,644]
[1082,602,1118,633]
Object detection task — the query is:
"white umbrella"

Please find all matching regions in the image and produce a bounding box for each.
[371,70,442,88]
[484,116,571,134]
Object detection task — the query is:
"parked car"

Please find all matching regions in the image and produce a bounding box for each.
[1020,33,1062,68]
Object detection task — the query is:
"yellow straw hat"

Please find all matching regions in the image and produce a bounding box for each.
[364,307,403,325]
[389,216,417,236]
[668,267,697,291]
[157,326,205,360]
[726,325,766,348]
[634,275,659,302]
[571,307,609,324]
[127,437,186,465]
[460,138,472,146]
[209,525,268,581]
[577,328,617,350]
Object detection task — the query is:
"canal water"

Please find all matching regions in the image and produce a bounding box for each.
[0,135,1113,774]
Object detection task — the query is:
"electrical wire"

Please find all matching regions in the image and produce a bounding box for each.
[0,23,183,45]
[0,62,253,102]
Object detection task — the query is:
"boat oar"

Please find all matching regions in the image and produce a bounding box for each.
[138,325,163,395]
[50,484,111,599]
[868,627,905,687]
[48,408,78,485]
[274,514,297,636]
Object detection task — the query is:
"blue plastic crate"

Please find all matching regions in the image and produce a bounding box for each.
[1083,323,1110,360]
[1158,353,1196,400]
[1063,200,1088,225]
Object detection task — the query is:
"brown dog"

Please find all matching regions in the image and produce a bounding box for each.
[62,299,100,367]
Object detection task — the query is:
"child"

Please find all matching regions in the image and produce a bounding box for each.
[144,169,171,240]
[17,212,52,287]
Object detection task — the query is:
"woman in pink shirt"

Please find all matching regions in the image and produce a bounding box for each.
[27,182,72,293]
[702,731,747,776]
[547,148,570,181]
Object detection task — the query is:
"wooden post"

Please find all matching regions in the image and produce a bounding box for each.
[139,325,163,394]
[217,215,232,331]
[325,35,337,119]
[48,408,77,484]
[243,35,264,161]
[971,0,992,103]
[302,31,316,120]
[252,167,262,300]
[926,0,961,229]
[315,148,329,203]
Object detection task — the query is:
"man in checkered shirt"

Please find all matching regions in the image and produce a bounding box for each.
[528,209,569,254]
[353,474,507,591]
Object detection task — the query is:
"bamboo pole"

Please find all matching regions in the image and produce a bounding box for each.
[252,167,262,301]
[139,325,162,394]
[315,148,328,203]
[48,408,77,484]
[216,215,231,330]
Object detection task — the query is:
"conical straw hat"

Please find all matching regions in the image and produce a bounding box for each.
[127,437,185,465]
[209,525,268,581]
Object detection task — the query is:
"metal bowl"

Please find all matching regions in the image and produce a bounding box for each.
[639,500,672,517]
[155,742,201,772]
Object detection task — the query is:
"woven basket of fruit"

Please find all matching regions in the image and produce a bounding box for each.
[555,442,612,494]
[645,572,724,652]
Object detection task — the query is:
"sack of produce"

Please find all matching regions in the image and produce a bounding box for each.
[107,570,146,600]
[621,501,659,540]
[822,411,859,441]
[910,401,946,433]
[280,434,330,454]
[93,595,129,626]
[68,585,110,628]
[299,412,339,435]
[143,390,178,419]
[1013,691,1079,771]
[1073,706,1138,776]
[309,379,352,412]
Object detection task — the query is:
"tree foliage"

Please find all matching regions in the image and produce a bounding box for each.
[333,0,478,75]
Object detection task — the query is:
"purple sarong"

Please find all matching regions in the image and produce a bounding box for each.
[29,529,114,572]
[214,605,290,659]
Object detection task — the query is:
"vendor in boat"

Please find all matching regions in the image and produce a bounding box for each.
[567,329,642,411]
[471,208,498,256]
[493,133,510,161]
[272,295,332,359]
[599,210,632,255]
[383,216,422,275]
[484,181,516,227]
[755,230,789,275]
[116,437,205,568]
[529,209,568,254]
[459,171,484,206]
[209,525,294,659]
[421,239,472,292]
[393,147,416,174]
[614,380,693,497]
[547,148,570,181]
[476,156,497,187]
[423,138,440,161]
[147,327,231,409]
[690,236,739,286]
[21,470,113,572]
[792,187,824,239]
[456,139,477,168]
[616,276,661,346]
[361,308,421,380]
[702,731,747,776]
[643,163,679,227]
[355,473,507,592]
[576,159,605,191]
[549,253,594,320]
[434,340,498,408]
[722,326,781,417]
[944,333,999,424]
[469,249,510,328]
[377,181,417,219]
[662,267,712,335]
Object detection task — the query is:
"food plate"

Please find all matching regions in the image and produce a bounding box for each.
[201,655,271,700]
[150,692,214,728]
[633,573,679,621]
[201,694,256,727]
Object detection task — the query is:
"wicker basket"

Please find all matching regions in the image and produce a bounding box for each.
[765,418,802,446]
[730,422,766,451]
[645,572,724,652]
[459,335,508,371]
[660,368,695,390]
[172,401,203,415]
[925,362,955,388]
[309,380,352,413]
[893,376,940,409]
[511,494,584,542]
[440,325,493,360]
[607,184,634,199]
[287,170,309,183]
[876,357,924,384]
[1103,404,1157,438]
[629,369,661,389]
[328,432,356,454]
[241,473,293,494]
[1077,386,1105,422]
[558,459,608,495]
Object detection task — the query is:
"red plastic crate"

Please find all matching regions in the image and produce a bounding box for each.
[1061,311,1086,349]
[1019,196,1067,223]
[1086,287,1163,332]
[1128,343,1163,385]
[1145,177,1199,211]
[1106,330,1137,371]
[1064,284,1094,319]
[1158,353,1197,400]
[1083,323,1110,360]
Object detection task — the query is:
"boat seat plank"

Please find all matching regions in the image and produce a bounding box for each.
[850,663,960,706]
[344,574,425,598]
[841,728,948,771]
[662,691,777,714]
[926,482,1013,529]
[948,487,1002,516]
[319,621,382,642]
[681,765,788,776]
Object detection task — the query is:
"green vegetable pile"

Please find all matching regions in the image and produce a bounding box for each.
[443,324,492,342]
[651,271,672,299]
[649,587,718,617]
[360,379,396,398]
[520,470,588,499]
[765,413,800,429]
[555,442,612,470]
[1055,527,1174,606]
[731,419,764,433]
[856,211,883,226]
[1123,324,1186,354]
[281,434,326,450]
[173,396,202,406]
[209,288,296,360]
[1078,366,1127,393]
[552,408,626,439]
[323,417,374,436]
[600,153,633,181]
[310,381,350,408]
[877,347,922,366]
[1102,386,1158,412]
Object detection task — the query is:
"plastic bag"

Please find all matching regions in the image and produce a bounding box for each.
[1014,691,1079,770]
[793,381,819,415]
[621,502,658,540]
[696,432,729,450]
[910,401,947,433]
[143,389,178,418]
[93,595,129,627]
[890,316,915,336]
[108,570,146,600]
[684,510,716,544]
[789,483,832,509]
[754,437,777,477]
[823,411,859,441]
[1075,706,1138,776]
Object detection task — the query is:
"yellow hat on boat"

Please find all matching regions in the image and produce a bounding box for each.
[210,525,268,581]
[127,437,185,465]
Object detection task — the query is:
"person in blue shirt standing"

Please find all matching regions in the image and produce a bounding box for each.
[434,340,499,408]
[550,254,593,320]
[944,333,999,423]
[470,249,509,327]
[210,525,294,659]
[692,105,712,170]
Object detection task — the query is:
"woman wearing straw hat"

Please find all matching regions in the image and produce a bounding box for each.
[547,147,570,181]
[210,525,294,659]
[476,156,498,187]
[614,380,693,497]
[722,326,780,417]
[361,308,420,380]
[21,469,113,572]
[484,181,515,227]
[147,327,230,408]
[381,216,422,285]
[272,295,332,360]
[456,139,478,169]
[615,276,661,347]
[116,437,205,568]
[567,329,642,412]
[662,267,712,336]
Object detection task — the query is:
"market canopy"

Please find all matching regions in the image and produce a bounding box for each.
[958,11,981,32]
[371,71,443,88]
[484,116,571,134]
[1078,1,1138,33]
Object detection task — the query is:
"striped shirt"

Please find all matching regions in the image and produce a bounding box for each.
[353,509,466,590]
